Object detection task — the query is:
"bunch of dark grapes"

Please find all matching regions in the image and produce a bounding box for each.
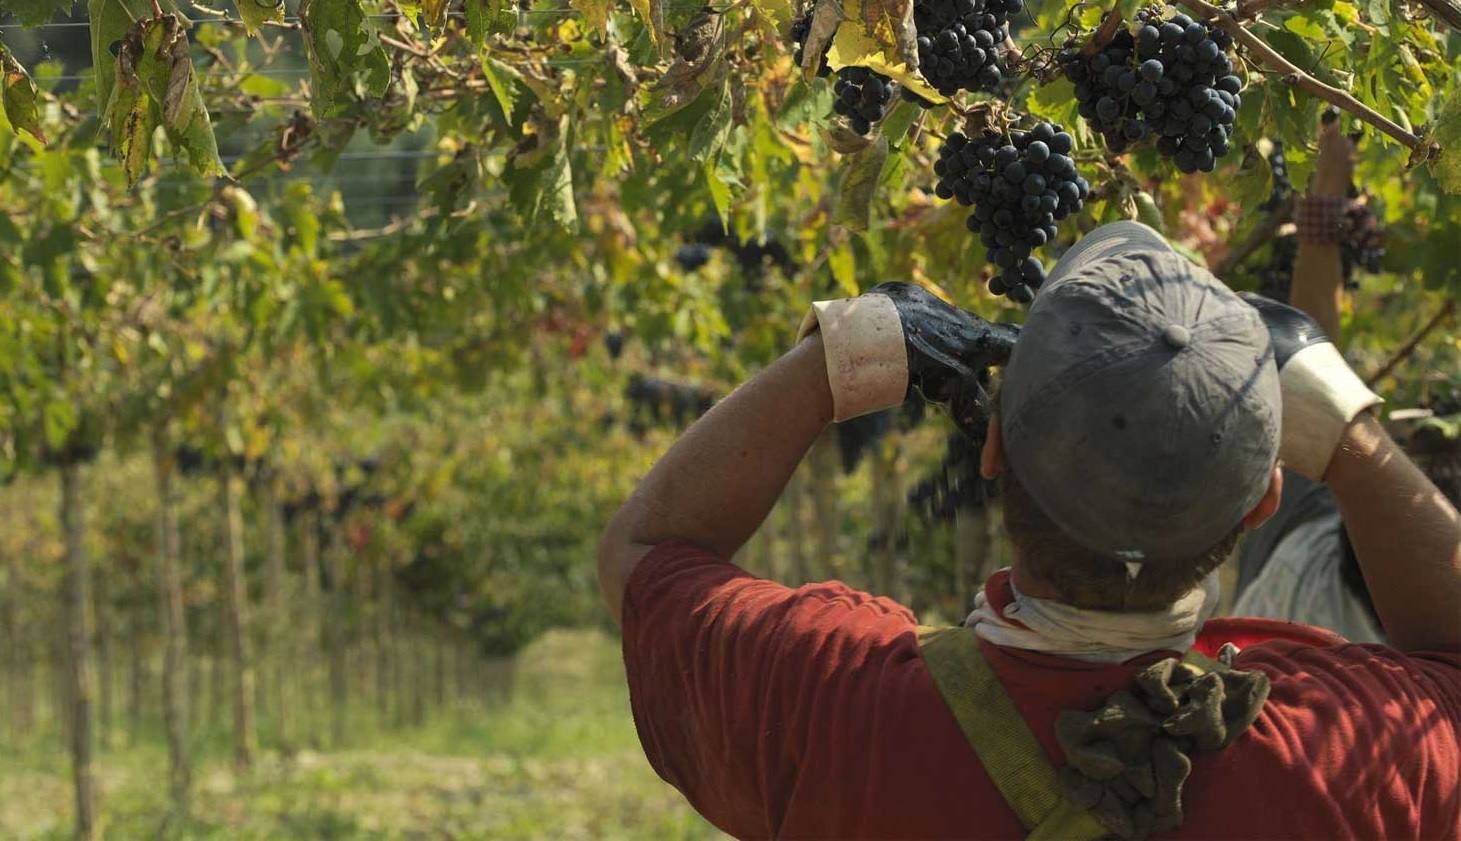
[1260,140,1292,211]
[1256,197,1385,299]
[934,123,1088,303]
[791,16,895,135]
[908,432,999,522]
[906,0,1020,101]
[1060,9,1241,171]
[676,243,711,271]
[833,68,896,135]
[789,16,831,77]
[1341,195,1386,275]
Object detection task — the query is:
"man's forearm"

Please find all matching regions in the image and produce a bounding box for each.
[1289,241,1344,340]
[1327,415,1461,652]
[598,336,834,621]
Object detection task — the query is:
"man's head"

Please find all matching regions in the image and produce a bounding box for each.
[982,222,1285,610]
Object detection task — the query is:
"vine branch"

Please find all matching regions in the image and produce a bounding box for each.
[1366,299,1457,387]
[1173,0,1435,158]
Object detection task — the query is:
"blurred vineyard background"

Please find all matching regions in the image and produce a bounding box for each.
[1,0,1458,834]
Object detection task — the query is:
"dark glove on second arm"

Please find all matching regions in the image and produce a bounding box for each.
[869,281,1020,408]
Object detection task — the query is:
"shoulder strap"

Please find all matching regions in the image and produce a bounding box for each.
[916,626,1111,841]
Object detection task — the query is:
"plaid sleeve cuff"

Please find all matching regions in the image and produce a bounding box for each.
[1296,195,1349,245]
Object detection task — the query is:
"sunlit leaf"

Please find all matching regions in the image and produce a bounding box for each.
[0,43,47,143]
[572,0,612,38]
[105,14,225,185]
[234,0,284,36]
[300,0,390,117]
[1431,92,1461,195]
[833,134,887,232]
[1,0,73,28]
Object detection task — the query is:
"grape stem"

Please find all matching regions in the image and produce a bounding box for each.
[1172,0,1432,157]
[1366,299,1457,387]
[1081,9,1126,58]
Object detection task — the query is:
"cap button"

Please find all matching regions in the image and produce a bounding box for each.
[1162,324,1191,349]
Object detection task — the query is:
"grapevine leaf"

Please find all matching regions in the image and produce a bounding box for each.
[572,0,612,38]
[828,239,857,295]
[1281,13,1327,40]
[833,133,888,232]
[1029,77,1080,137]
[647,10,724,119]
[688,74,732,165]
[105,15,224,185]
[482,57,521,127]
[821,0,944,104]
[300,0,390,118]
[234,0,284,36]
[89,0,164,120]
[421,0,449,30]
[627,0,665,51]
[877,97,917,148]
[0,0,73,28]
[0,44,47,143]
[505,113,577,229]
[1431,93,1461,195]
[464,0,516,42]
[750,0,792,31]
[705,158,736,226]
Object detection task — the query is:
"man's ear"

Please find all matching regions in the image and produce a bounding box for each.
[980,415,1004,480]
[1242,466,1284,529]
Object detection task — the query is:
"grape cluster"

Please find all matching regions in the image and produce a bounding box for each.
[687,220,797,282]
[1060,9,1242,171]
[789,15,831,77]
[1256,197,1386,300]
[833,68,896,135]
[909,0,1020,99]
[908,432,998,522]
[791,15,895,135]
[1260,140,1293,211]
[934,123,1088,303]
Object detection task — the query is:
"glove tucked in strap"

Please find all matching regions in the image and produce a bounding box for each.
[797,294,909,422]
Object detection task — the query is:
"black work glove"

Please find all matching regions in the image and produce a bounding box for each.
[1238,292,1381,480]
[797,281,1019,436]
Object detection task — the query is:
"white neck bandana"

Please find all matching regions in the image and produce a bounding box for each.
[963,568,1222,665]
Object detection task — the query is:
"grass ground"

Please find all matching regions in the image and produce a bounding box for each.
[0,629,727,840]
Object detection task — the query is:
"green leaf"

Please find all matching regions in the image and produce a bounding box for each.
[482,57,522,127]
[89,0,161,120]
[505,114,577,230]
[626,0,664,50]
[1431,93,1461,195]
[688,76,732,165]
[572,0,612,38]
[704,158,736,225]
[464,0,515,44]
[105,14,225,185]
[300,0,390,117]
[1281,13,1328,39]
[1,44,47,144]
[42,398,76,451]
[828,240,857,295]
[1,0,73,28]
[833,134,887,232]
[234,0,284,36]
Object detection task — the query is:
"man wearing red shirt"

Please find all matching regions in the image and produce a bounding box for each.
[598,173,1461,839]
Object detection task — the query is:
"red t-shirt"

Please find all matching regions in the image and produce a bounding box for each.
[621,541,1461,840]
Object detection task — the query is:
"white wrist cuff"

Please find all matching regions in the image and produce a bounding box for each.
[797,294,910,422]
[1279,342,1383,480]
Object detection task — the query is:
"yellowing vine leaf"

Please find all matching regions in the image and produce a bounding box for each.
[572,0,612,39]
[105,14,225,185]
[234,0,284,36]
[833,134,888,232]
[88,0,164,120]
[300,0,390,117]
[0,43,47,144]
[627,0,664,52]
[817,0,943,103]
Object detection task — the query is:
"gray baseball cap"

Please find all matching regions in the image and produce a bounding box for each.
[1000,221,1282,563]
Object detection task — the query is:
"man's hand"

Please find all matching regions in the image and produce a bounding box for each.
[1239,293,1381,480]
[799,282,1018,435]
[1312,110,1356,198]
